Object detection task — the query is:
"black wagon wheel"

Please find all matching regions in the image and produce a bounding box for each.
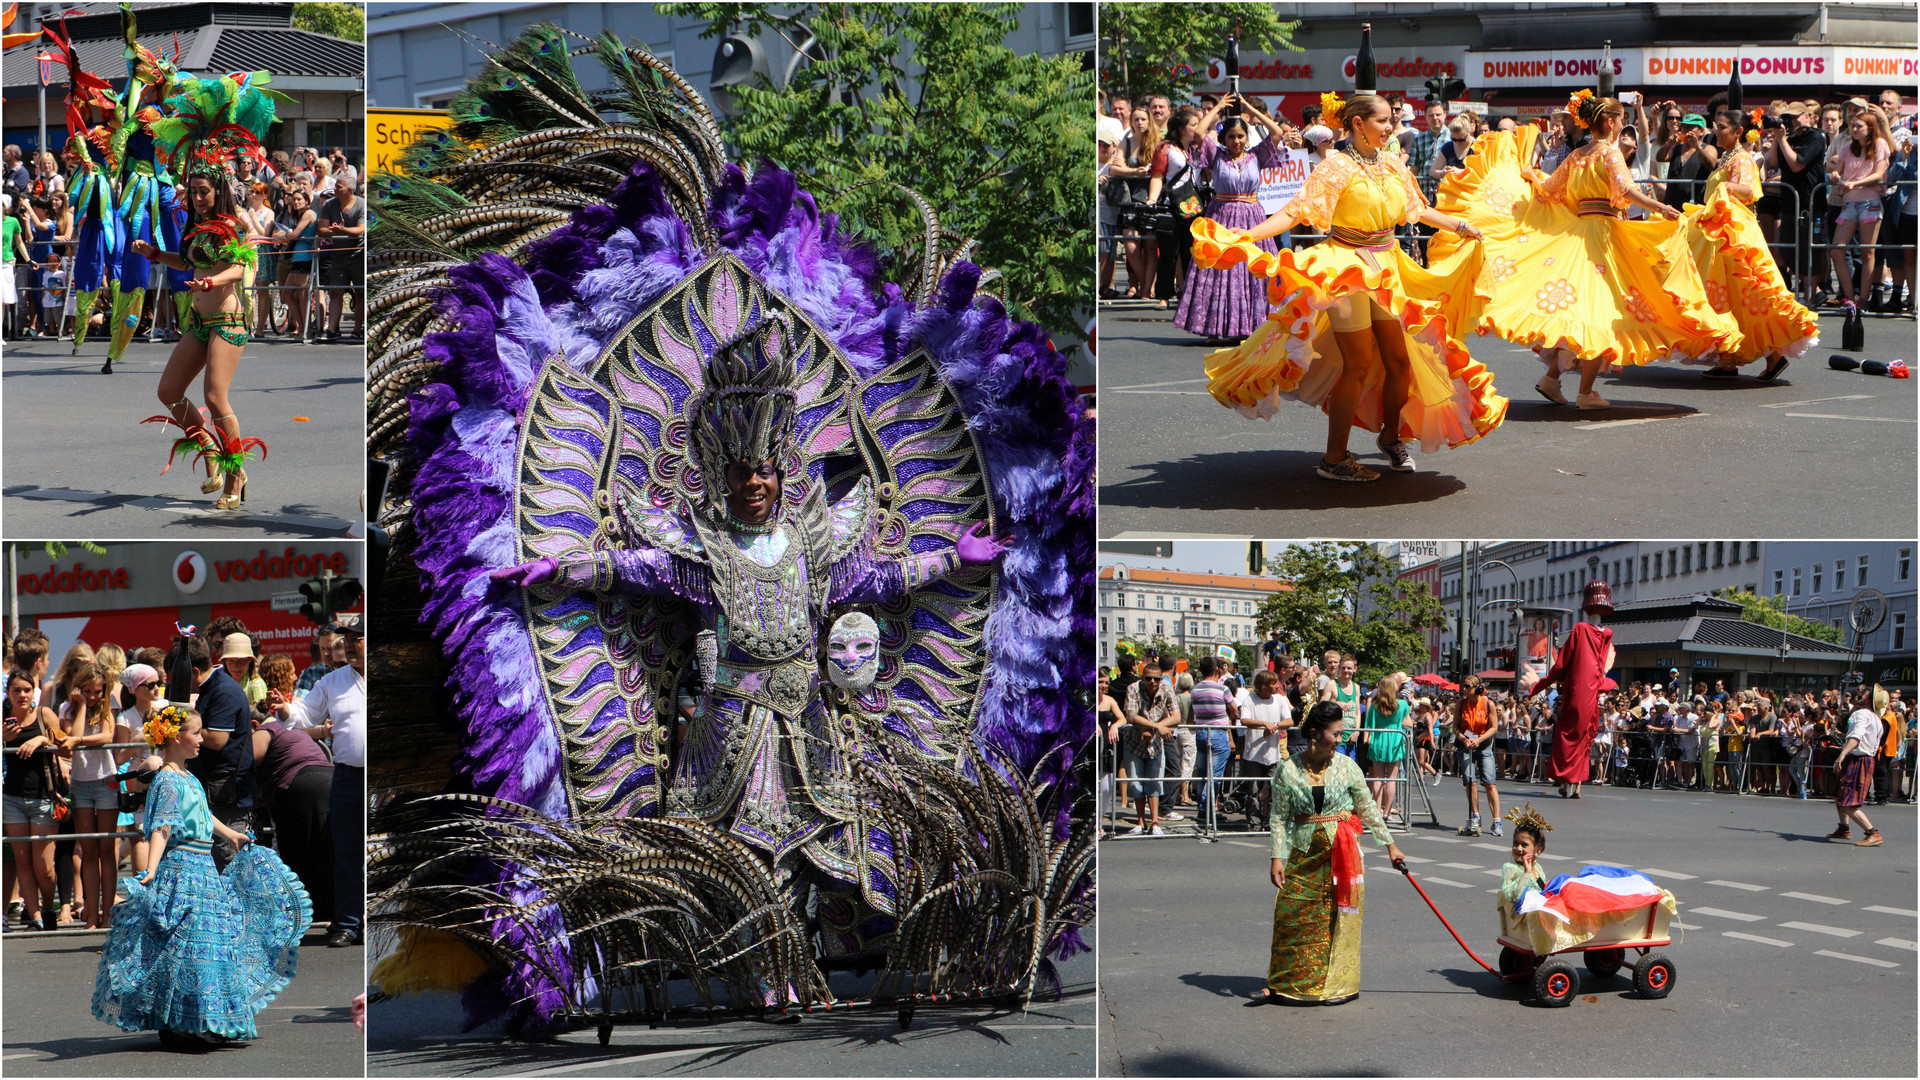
[1633,953,1677,999]
[1584,947,1626,978]
[1532,957,1579,1007]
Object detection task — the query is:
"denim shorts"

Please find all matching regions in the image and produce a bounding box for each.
[68,776,121,811]
[1460,741,1498,786]
[1837,199,1883,224]
[1124,743,1166,800]
[3,792,56,826]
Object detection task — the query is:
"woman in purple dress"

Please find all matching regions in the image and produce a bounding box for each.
[1176,94,1285,343]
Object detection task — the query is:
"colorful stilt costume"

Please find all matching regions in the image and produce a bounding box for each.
[1680,139,1819,370]
[364,27,1093,1035]
[91,709,310,1044]
[1523,581,1617,791]
[1430,101,1740,378]
[1190,147,1507,453]
[42,16,118,354]
[104,6,184,369]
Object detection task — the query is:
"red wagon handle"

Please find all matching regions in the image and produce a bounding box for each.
[1393,858,1503,977]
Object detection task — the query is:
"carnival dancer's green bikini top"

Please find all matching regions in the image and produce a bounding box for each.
[183,217,257,271]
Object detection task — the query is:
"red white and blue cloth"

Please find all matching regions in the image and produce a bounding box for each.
[1513,865,1664,923]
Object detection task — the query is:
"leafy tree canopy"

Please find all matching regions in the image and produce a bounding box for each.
[1099,2,1298,106]
[1254,542,1443,683]
[293,2,364,42]
[1714,588,1844,645]
[664,3,1093,342]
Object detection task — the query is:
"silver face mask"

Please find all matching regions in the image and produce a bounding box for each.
[826,612,880,690]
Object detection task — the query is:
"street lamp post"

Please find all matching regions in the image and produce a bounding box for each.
[1778,594,1822,692]
[1481,559,1523,701]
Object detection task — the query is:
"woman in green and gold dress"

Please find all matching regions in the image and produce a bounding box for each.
[1258,701,1404,1005]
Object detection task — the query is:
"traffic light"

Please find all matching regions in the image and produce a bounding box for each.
[1248,541,1265,576]
[298,574,332,625]
[1424,75,1466,105]
[330,576,364,616]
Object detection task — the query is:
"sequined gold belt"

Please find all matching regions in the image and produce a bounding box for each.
[1577,198,1622,218]
[713,657,819,714]
[1214,193,1261,202]
[1293,812,1351,824]
[1329,225,1394,250]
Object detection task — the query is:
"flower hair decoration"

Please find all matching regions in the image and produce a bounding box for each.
[143,704,189,747]
[1567,88,1596,129]
[1320,91,1345,119]
[1505,801,1554,836]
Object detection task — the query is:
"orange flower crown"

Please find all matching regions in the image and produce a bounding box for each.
[1320,91,1344,119]
[1567,89,1596,129]
[143,704,188,747]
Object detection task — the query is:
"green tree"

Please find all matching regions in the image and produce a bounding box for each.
[1254,542,1444,683]
[664,3,1093,342]
[1714,588,1844,645]
[1099,2,1299,106]
[293,2,364,42]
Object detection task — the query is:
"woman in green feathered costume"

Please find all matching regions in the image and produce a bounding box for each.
[134,71,281,510]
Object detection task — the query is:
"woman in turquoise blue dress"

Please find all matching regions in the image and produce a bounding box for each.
[1358,674,1412,822]
[91,705,310,1051]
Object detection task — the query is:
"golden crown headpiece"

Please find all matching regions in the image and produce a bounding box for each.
[1504,801,1554,837]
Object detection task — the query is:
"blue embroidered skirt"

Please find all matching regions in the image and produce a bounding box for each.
[91,841,311,1039]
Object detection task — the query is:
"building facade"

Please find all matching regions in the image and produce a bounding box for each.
[1097,564,1288,667]
[10,541,364,669]
[1761,541,1917,688]
[1192,3,1914,126]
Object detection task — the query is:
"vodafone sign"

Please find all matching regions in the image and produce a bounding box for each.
[173,551,208,594]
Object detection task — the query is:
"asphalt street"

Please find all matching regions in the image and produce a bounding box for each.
[367,948,1093,1077]
[1098,776,1916,1077]
[3,336,364,538]
[1097,308,1917,537]
[2,926,365,1076]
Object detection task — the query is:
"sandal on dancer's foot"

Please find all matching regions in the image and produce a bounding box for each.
[1575,391,1611,410]
[1535,376,1568,405]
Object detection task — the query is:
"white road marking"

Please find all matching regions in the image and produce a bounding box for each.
[1778,921,1862,938]
[1398,854,1436,864]
[1672,921,1702,930]
[1439,862,1483,870]
[1706,879,1769,892]
[1107,377,1211,391]
[1876,938,1917,951]
[1864,905,1920,918]
[1415,835,1474,843]
[1220,840,1265,849]
[1758,394,1873,408]
[1482,869,1507,877]
[1106,531,1256,540]
[1111,389,1213,395]
[1723,931,1795,947]
[1779,891,1848,905]
[1419,877,1474,889]
[1536,853,1573,861]
[1572,414,1701,429]
[1784,413,1918,423]
[1470,842,1509,852]
[1815,949,1899,968]
[1692,907,1766,922]
[1640,868,1697,880]
[518,1048,718,1075]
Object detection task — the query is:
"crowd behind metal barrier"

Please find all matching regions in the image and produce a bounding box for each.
[1099,667,1916,840]
[2,144,366,344]
[1099,89,1918,319]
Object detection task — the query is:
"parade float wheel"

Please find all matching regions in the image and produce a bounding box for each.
[1633,954,1676,1000]
[1584,948,1626,978]
[1532,957,1579,1007]
[1497,946,1530,980]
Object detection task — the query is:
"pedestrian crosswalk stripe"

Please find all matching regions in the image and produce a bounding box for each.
[1419,877,1474,889]
[1439,862,1483,870]
[1419,836,1473,843]
[1536,853,1573,861]
[1692,907,1766,922]
[1706,879,1769,892]
[1779,892,1848,905]
[1864,905,1920,918]
[1398,854,1436,864]
[1672,921,1702,930]
[1778,921,1861,938]
[1640,868,1698,880]
[1470,842,1508,852]
[1876,938,1917,951]
[1482,868,1506,877]
[1815,949,1899,968]
[1724,931,1794,947]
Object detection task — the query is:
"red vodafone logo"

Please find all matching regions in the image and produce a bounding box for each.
[174,551,208,594]
[1343,55,1358,81]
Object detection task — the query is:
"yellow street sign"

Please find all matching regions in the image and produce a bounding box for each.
[369,108,455,175]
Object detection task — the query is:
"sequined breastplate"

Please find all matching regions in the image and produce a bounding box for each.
[700,521,814,662]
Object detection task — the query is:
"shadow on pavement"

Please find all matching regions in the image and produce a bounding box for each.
[1100,450,1467,513]
[1502,400,1698,424]
[1119,1048,1395,1078]
[1175,971,1265,1001]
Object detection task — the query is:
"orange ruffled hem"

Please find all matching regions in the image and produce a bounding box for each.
[1687,196,1820,365]
[1192,218,1508,452]
[1430,130,1740,368]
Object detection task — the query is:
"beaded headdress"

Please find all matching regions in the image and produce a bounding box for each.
[688,310,801,517]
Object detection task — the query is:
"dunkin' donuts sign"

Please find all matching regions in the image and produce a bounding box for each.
[1470,45,1917,89]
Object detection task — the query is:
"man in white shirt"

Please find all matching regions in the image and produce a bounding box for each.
[1830,684,1886,846]
[1238,670,1291,827]
[279,616,366,946]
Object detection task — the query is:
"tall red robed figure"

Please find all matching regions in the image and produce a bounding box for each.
[1526,581,1618,788]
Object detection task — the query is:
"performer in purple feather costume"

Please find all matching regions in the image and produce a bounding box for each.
[1175,95,1286,342]
[365,24,1093,1036]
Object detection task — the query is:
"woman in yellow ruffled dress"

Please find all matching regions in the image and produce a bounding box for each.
[1190,93,1503,482]
[1431,92,1740,410]
[1684,110,1819,382]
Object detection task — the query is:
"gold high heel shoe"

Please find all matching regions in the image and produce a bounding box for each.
[200,468,225,494]
[213,469,248,511]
